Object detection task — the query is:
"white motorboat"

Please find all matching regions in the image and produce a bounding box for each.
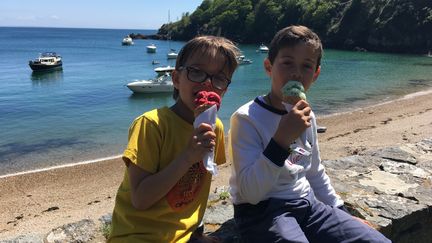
[29,52,63,72]
[167,49,178,59]
[166,11,178,60]
[127,73,173,93]
[258,44,269,53]
[146,44,157,53]
[237,55,253,65]
[122,35,134,46]
[154,65,175,76]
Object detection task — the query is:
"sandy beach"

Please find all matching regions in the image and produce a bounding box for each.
[1,90,432,240]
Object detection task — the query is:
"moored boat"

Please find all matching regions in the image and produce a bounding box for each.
[126,73,173,93]
[167,49,178,59]
[146,43,157,53]
[122,35,134,46]
[237,55,253,65]
[29,52,63,72]
[154,65,175,76]
[258,44,269,53]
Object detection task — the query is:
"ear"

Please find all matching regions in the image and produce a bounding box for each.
[263,58,272,77]
[313,66,321,82]
[171,70,180,89]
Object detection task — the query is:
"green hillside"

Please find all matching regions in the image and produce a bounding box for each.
[157,0,432,54]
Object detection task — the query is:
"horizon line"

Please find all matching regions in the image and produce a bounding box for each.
[0,25,160,31]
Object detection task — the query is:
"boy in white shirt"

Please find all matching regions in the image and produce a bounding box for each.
[229,25,390,242]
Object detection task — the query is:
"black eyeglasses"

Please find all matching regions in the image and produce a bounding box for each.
[178,66,231,90]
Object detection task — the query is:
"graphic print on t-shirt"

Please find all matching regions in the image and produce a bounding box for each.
[166,161,206,211]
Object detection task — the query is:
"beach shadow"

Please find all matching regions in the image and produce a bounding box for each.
[208,219,243,243]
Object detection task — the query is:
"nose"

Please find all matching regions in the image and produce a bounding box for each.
[201,77,212,87]
[291,67,302,81]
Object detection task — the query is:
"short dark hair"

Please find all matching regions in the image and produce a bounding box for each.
[268,25,322,69]
[173,36,240,100]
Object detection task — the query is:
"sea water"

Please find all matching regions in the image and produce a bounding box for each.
[1,27,431,175]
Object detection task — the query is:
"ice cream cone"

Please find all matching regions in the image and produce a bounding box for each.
[281,81,306,105]
[194,91,221,117]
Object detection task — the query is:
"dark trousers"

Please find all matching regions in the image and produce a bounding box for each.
[234,192,391,243]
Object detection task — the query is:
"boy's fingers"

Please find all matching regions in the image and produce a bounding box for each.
[294,100,309,110]
[203,139,216,148]
[202,129,216,137]
[304,107,311,117]
[196,123,213,132]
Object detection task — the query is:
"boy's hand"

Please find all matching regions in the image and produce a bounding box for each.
[273,100,311,150]
[184,123,216,165]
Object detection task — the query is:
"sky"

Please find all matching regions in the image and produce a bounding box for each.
[0,0,203,30]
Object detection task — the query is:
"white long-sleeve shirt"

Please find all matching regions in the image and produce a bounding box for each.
[229,96,343,207]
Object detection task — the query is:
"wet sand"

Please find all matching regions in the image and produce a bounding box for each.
[1,90,432,239]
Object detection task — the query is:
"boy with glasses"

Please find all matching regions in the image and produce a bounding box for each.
[109,36,240,243]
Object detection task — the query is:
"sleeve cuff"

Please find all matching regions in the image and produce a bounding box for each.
[263,138,290,167]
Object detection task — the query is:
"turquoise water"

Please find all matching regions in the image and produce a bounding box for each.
[1,27,432,175]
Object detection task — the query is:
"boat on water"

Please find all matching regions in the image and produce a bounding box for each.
[29,52,63,72]
[154,65,175,76]
[146,43,157,53]
[237,55,253,65]
[122,35,134,46]
[166,11,178,60]
[127,73,173,93]
[167,49,178,59]
[258,44,269,53]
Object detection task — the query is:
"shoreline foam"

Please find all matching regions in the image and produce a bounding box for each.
[0,155,122,179]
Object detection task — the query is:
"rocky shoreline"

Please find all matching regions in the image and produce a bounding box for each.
[3,138,431,243]
[128,33,167,40]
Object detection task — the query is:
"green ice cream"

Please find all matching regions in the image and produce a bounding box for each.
[282,81,306,101]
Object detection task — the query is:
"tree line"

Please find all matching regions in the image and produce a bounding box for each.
[157,0,432,53]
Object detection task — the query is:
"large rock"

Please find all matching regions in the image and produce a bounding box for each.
[323,139,432,243]
[206,139,432,242]
[45,219,96,243]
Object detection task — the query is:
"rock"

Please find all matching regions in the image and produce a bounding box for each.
[366,146,417,164]
[128,33,167,40]
[0,235,44,243]
[322,139,432,242]
[45,219,96,243]
[203,201,233,225]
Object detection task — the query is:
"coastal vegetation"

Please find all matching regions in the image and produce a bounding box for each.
[156,0,432,54]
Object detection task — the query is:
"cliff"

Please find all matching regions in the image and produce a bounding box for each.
[156,0,432,54]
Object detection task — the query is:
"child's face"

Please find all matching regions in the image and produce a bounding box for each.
[172,52,230,112]
[264,43,320,100]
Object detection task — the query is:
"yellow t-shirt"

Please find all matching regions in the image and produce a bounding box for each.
[109,107,226,243]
